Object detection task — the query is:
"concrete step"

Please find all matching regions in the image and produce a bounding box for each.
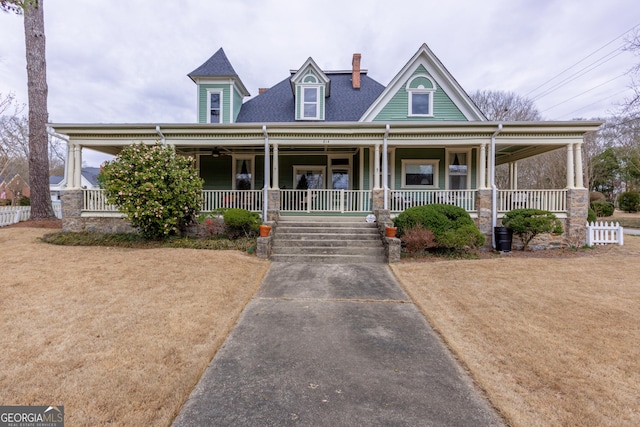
[271,216,386,264]
[273,239,382,248]
[274,232,381,241]
[276,226,379,234]
[272,246,386,256]
[270,253,387,264]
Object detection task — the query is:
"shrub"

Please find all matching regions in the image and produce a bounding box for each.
[587,207,597,224]
[394,204,485,250]
[618,191,640,213]
[590,200,614,217]
[401,225,437,254]
[502,209,563,250]
[223,208,260,239]
[99,143,204,239]
[18,196,30,206]
[589,191,606,202]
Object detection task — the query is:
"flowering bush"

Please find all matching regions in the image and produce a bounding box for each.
[99,143,204,239]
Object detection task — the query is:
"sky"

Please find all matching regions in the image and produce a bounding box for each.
[1,0,639,166]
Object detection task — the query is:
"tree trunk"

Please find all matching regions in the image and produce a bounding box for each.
[24,0,55,219]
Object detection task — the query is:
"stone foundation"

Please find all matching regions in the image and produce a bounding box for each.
[374,209,400,263]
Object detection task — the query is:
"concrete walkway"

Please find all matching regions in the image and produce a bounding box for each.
[172,263,505,426]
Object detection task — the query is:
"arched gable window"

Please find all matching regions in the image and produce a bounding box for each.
[406,74,435,117]
[301,74,320,119]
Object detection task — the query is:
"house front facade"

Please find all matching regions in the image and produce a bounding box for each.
[53,44,601,248]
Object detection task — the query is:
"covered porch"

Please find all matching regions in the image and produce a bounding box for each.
[53,121,600,247]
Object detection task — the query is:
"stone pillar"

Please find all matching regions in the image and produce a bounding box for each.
[565,188,588,247]
[256,236,272,259]
[372,188,384,212]
[266,189,280,223]
[61,189,83,232]
[475,189,493,247]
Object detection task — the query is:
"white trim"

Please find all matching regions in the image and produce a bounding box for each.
[206,89,223,124]
[401,159,439,189]
[445,148,472,190]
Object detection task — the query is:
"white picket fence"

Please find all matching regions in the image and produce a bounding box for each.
[586,221,624,246]
[0,202,63,227]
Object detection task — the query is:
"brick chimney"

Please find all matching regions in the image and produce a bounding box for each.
[258,88,269,95]
[352,53,361,89]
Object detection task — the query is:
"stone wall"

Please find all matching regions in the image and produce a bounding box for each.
[62,189,136,234]
[374,208,400,263]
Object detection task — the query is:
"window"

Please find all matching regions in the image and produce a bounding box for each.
[448,151,469,190]
[402,160,439,188]
[294,167,325,189]
[234,157,253,190]
[302,87,319,119]
[209,91,222,123]
[406,75,435,117]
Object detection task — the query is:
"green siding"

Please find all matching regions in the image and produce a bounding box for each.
[363,148,370,190]
[197,84,232,124]
[233,87,243,123]
[373,65,467,122]
[200,156,232,189]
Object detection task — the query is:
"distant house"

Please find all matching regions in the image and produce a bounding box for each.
[49,167,100,201]
[0,174,30,204]
[51,43,601,247]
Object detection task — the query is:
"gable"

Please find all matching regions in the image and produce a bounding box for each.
[360,44,486,122]
[372,65,467,122]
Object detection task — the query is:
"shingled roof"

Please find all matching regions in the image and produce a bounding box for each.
[236,72,385,122]
[188,48,249,96]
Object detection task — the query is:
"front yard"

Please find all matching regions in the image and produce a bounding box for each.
[2,223,639,426]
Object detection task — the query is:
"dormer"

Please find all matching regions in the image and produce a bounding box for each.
[188,48,250,124]
[290,58,330,121]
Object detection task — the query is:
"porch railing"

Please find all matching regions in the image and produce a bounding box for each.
[498,189,567,212]
[82,189,264,214]
[201,190,263,212]
[389,189,477,212]
[280,189,372,213]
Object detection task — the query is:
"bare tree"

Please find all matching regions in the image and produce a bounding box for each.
[470,90,542,121]
[2,0,55,218]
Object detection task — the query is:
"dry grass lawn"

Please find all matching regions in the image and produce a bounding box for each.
[1,227,269,426]
[391,236,640,427]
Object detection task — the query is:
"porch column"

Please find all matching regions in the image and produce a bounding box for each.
[65,142,75,188]
[73,144,82,188]
[574,142,584,188]
[513,162,518,190]
[479,143,487,189]
[272,143,279,189]
[373,144,381,189]
[566,143,575,189]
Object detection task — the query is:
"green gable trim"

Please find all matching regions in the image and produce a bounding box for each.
[373,65,467,122]
[197,84,232,124]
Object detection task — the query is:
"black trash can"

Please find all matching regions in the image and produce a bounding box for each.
[494,227,513,252]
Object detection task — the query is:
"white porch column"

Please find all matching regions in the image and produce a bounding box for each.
[74,145,82,188]
[374,143,381,190]
[272,142,279,189]
[65,142,75,188]
[566,143,575,189]
[479,143,487,189]
[513,161,518,190]
[574,142,584,188]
